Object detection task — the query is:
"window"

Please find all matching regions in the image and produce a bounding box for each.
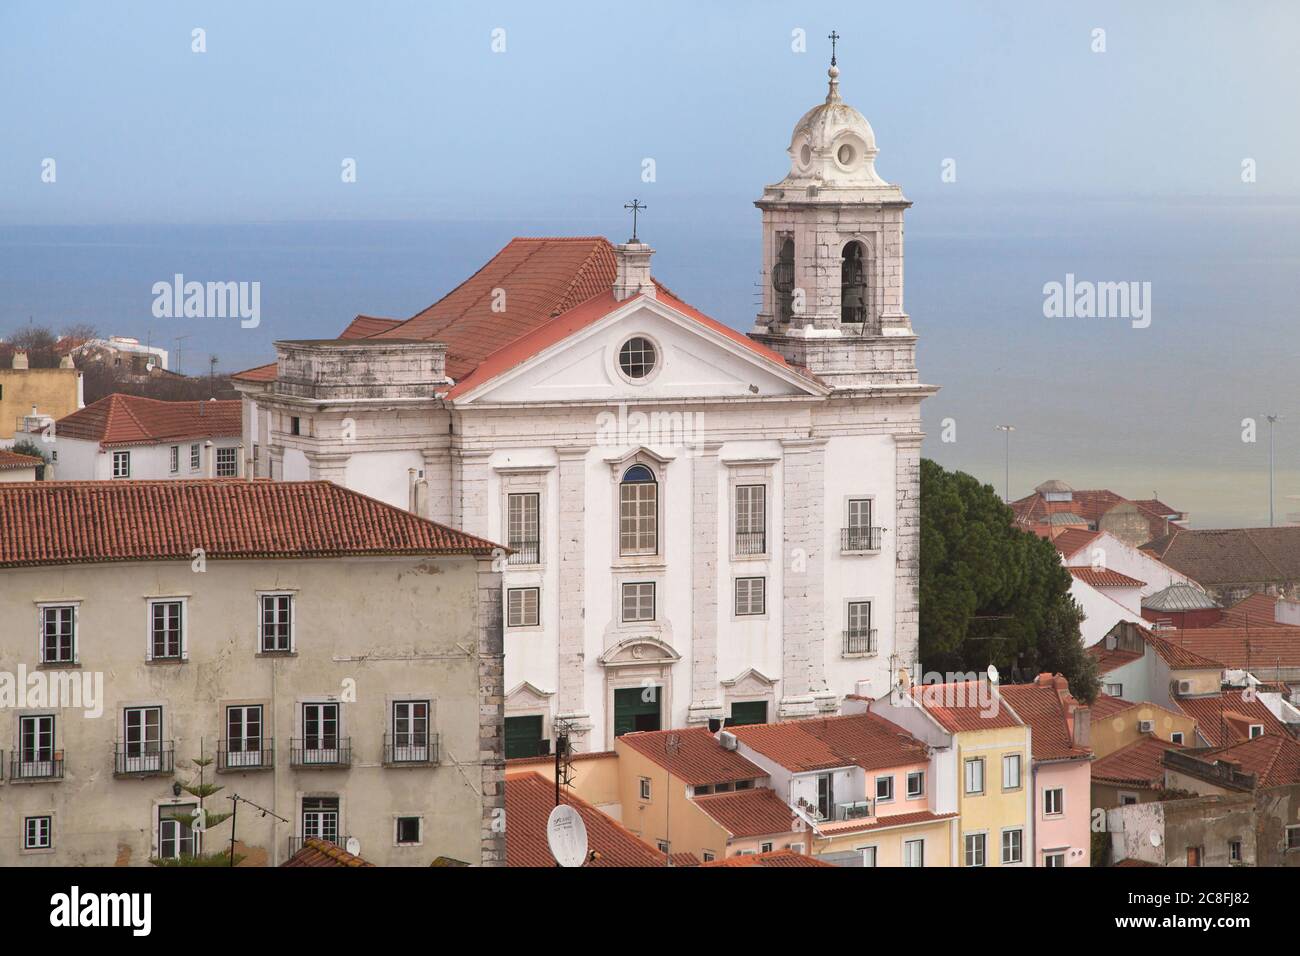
[844,497,876,550]
[396,817,421,846]
[964,757,985,795]
[846,600,873,653]
[1044,852,1066,868]
[618,336,657,379]
[1286,825,1300,851]
[216,446,237,477]
[714,781,734,793]
[123,706,163,772]
[290,416,301,436]
[694,784,712,796]
[149,600,183,660]
[18,715,55,777]
[24,816,52,850]
[964,833,986,867]
[1002,829,1023,864]
[112,450,130,478]
[504,715,545,759]
[158,805,198,860]
[1186,846,1202,867]
[816,773,834,820]
[701,850,716,862]
[760,841,773,854]
[1120,792,1139,806]
[840,240,868,324]
[1249,724,1265,739]
[1170,732,1184,745]
[735,779,754,791]
[1002,753,1022,791]
[734,577,766,616]
[656,841,670,853]
[507,587,540,627]
[302,797,340,845]
[301,702,340,763]
[190,443,200,471]
[727,701,767,727]
[40,605,76,664]
[735,485,766,555]
[875,775,894,803]
[907,771,925,799]
[1229,840,1242,863]
[225,705,264,768]
[1044,788,1064,816]
[860,846,878,867]
[391,700,430,762]
[621,582,656,623]
[639,777,652,801]
[903,839,924,868]
[169,445,179,473]
[773,235,795,324]
[619,466,658,555]
[1103,682,1123,697]
[259,594,293,653]
[506,493,540,564]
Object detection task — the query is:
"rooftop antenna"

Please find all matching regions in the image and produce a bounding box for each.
[995,425,1016,503]
[226,793,288,867]
[663,732,682,866]
[623,199,646,243]
[1266,414,1281,526]
[174,334,191,377]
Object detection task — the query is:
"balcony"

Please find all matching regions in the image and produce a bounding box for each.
[384,733,439,766]
[217,738,275,772]
[287,834,352,856]
[840,527,882,552]
[843,628,878,656]
[114,741,175,777]
[734,532,767,557]
[507,539,540,565]
[836,800,874,821]
[290,738,352,770]
[11,752,64,781]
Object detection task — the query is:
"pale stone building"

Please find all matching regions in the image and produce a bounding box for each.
[233,59,936,755]
[0,479,504,866]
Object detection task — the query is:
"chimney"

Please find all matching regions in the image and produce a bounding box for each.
[203,440,215,478]
[1072,706,1091,749]
[612,242,655,302]
[12,349,28,370]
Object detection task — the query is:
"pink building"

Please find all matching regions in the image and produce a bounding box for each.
[1000,675,1093,867]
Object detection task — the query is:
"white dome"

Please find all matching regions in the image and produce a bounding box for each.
[782,66,887,188]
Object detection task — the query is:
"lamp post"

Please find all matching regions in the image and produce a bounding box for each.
[1266,414,1281,526]
[995,425,1015,503]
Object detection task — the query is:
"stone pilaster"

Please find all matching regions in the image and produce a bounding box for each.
[423,448,452,524]
[893,434,923,682]
[452,447,492,539]
[305,451,350,484]
[475,559,506,867]
[779,438,828,717]
[688,444,724,724]
[554,447,592,748]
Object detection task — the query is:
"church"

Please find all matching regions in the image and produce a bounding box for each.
[232,54,937,755]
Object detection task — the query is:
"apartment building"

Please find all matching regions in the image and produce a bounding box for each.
[0,479,504,866]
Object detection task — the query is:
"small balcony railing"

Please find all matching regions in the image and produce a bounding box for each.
[288,834,351,856]
[114,741,175,776]
[735,532,767,556]
[843,628,878,655]
[217,738,275,772]
[290,738,352,769]
[840,526,882,552]
[11,752,64,781]
[507,539,540,565]
[384,733,438,766]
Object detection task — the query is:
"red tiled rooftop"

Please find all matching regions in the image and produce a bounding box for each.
[1171,690,1292,747]
[908,681,1023,734]
[1165,627,1300,670]
[1069,567,1145,588]
[700,849,832,868]
[0,479,498,567]
[1089,642,1144,674]
[998,677,1092,761]
[729,711,929,773]
[54,394,241,447]
[814,810,959,837]
[692,788,798,839]
[1049,528,1101,560]
[280,837,375,868]
[1091,737,1184,788]
[1198,734,1300,788]
[505,772,665,868]
[617,726,764,786]
[1143,630,1226,670]
[1088,693,1141,720]
[0,449,42,470]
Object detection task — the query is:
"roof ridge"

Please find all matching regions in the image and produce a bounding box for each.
[549,238,615,317]
[1241,527,1288,582]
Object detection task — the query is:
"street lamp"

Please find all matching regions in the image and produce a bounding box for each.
[995,425,1015,503]
[1266,414,1281,526]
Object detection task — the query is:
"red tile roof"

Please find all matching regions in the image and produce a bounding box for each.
[0,479,498,567]
[1089,643,1144,674]
[730,712,930,773]
[1166,627,1300,670]
[813,810,959,837]
[231,313,400,383]
[1199,734,1300,788]
[1011,487,1183,542]
[1143,630,1226,670]
[0,449,41,470]
[1172,690,1292,747]
[1088,693,1140,720]
[617,726,765,786]
[280,837,375,867]
[998,677,1092,761]
[1219,592,1282,626]
[1069,567,1145,588]
[691,788,798,839]
[1142,527,1300,589]
[700,849,832,868]
[505,772,666,868]
[54,394,241,447]
[1049,529,1102,560]
[909,681,1024,734]
[1091,737,1184,788]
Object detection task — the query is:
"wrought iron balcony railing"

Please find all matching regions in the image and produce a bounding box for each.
[114,741,175,776]
[290,737,352,769]
[734,532,767,556]
[507,540,540,565]
[11,752,64,781]
[384,733,438,766]
[217,738,275,772]
[843,628,878,656]
[840,526,882,551]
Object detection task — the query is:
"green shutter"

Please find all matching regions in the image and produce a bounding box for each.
[727,701,768,727]
[504,715,544,759]
[614,687,661,737]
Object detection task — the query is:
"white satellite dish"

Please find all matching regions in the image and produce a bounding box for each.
[546,804,589,868]
[345,836,361,856]
[986,664,999,684]
[1149,831,1161,848]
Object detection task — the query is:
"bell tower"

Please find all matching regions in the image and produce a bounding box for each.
[751,44,918,389]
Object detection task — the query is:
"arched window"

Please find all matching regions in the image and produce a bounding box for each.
[619,465,658,555]
[772,235,795,324]
[841,241,869,326]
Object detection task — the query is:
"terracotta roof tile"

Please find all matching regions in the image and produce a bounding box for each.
[1166,627,1300,670]
[1091,737,1184,788]
[505,772,666,868]
[998,678,1092,761]
[54,394,241,447]
[1069,567,1145,588]
[1143,630,1226,670]
[1142,527,1300,588]
[1198,734,1300,787]
[1089,643,1144,674]
[1172,690,1292,747]
[0,449,42,470]
[0,479,498,567]
[729,712,929,773]
[1089,693,1140,720]
[909,681,1023,734]
[1049,529,1102,560]
[813,810,959,837]
[691,788,798,839]
[700,849,832,868]
[280,837,375,867]
[617,726,765,786]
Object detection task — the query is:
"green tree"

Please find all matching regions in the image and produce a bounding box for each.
[151,751,243,866]
[919,459,1099,702]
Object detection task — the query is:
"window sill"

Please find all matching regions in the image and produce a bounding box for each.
[842,651,877,660]
[146,657,186,666]
[256,651,297,659]
[840,548,882,556]
[36,661,80,670]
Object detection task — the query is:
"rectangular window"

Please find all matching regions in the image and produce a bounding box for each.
[216,446,237,477]
[169,445,179,473]
[860,846,878,867]
[290,416,301,436]
[1229,840,1242,863]
[1249,724,1264,739]
[1103,682,1123,697]
[1044,852,1065,868]
[621,582,655,623]
[1002,829,1023,865]
[907,771,925,799]
[1287,826,1300,850]
[507,492,541,564]
[1003,753,1022,791]
[392,700,430,763]
[619,478,658,555]
[903,839,924,868]
[190,443,201,470]
[123,706,163,772]
[40,605,76,664]
[845,498,876,549]
[1120,793,1138,806]
[639,777,652,800]
[225,705,264,768]
[259,594,292,653]
[150,600,183,660]
[875,775,894,803]
[302,702,340,764]
[504,715,545,759]
[18,715,55,776]
[760,841,773,854]
[112,450,130,478]
[302,797,340,845]
[964,833,986,867]
[964,757,985,795]
[158,804,197,860]
[816,773,834,821]
[735,485,766,555]
[734,577,766,616]
[1170,732,1184,745]
[24,816,52,850]
[507,587,540,627]
[846,600,873,653]
[396,817,421,845]
[1044,787,1064,816]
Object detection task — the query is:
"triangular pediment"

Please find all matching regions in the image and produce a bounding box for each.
[505,681,554,706]
[598,637,682,668]
[721,668,777,695]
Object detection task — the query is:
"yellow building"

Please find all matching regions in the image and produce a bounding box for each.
[0,351,82,440]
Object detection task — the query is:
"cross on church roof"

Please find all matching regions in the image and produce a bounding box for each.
[624,199,646,242]
[828,30,839,66]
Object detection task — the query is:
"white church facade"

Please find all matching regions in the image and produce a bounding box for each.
[233,59,937,755]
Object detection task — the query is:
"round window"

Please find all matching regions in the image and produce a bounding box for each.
[618,336,657,380]
[800,143,812,166]
[837,143,855,166]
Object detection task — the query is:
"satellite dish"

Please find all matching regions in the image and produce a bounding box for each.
[986,664,999,684]
[546,804,589,868]
[345,837,361,856]
[1149,831,1162,848]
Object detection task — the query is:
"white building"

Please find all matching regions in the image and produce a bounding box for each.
[38,393,243,480]
[234,58,937,754]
